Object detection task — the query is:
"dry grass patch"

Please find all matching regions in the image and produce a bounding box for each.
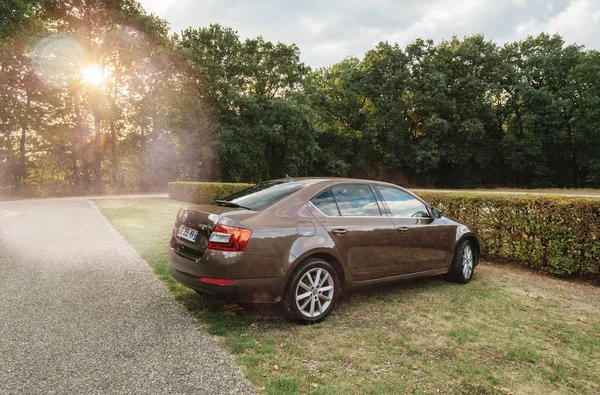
[96,198,600,395]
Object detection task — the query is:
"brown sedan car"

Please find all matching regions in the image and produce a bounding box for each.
[168,178,480,323]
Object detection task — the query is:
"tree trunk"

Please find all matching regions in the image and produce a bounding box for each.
[17,88,31,195]
[139,120,147,192]
[110,57,119,190]
[82,160,91,190]
[110,122,117,190]
[93,114,104,194]
[72,154,79,191]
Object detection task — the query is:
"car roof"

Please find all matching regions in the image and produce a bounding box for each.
[268,177,403,188]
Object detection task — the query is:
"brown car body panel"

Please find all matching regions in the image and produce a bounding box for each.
[167,178,479,303]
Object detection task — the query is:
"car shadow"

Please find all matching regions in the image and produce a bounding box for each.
[340,274,449,301]
[231,274,458,321]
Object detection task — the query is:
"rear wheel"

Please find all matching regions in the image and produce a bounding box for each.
[448,239,477,283]
[284,258,340,323]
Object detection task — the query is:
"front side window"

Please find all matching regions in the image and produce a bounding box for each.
[331,184,381,217]
[376,186,429,217]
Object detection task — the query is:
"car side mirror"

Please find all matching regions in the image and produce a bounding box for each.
[431,207,441,219]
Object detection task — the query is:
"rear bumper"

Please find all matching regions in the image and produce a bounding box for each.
[167,249,284,303]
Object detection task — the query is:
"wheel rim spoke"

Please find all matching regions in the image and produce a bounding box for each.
[296,291,311,301]
[314,269,321,287]
[319,273,329,287]
[299,297,310,310]
[462,245,473,278]
[298,281,311,291]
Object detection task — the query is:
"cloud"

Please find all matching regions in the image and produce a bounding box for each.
[139,0,600,67]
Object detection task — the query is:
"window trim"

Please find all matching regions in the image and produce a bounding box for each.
[372,184,433,219]
[309,183,385,218]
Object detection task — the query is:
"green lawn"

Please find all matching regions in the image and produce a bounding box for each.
[95,198,600,394]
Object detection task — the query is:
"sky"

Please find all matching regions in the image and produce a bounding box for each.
[139,0,600,68]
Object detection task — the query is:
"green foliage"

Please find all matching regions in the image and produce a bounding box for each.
[168,181,254,204]
[420,192,600,277]
[0,0,38,37]
[178,24,313,183]
[3,1,600,197]
[304,33,600,188]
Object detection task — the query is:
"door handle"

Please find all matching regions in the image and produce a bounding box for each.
[331,228,348,235]
[397,227,409,233]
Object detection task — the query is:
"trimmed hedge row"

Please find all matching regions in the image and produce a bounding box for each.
[419,192,600,277]
[168,182,254,205]
[168,182,600,277]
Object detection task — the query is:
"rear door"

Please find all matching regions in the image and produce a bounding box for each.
[374,185,453,274]
[309,184,398,281]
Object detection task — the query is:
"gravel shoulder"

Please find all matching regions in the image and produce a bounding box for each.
[0,198,253,394]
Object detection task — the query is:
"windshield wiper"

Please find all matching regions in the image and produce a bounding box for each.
[214,200,253,211]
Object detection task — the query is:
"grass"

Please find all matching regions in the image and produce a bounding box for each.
[95,198,600,394]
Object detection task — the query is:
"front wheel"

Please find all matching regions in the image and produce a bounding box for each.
[284,258,340,323]
[448,239,478,284]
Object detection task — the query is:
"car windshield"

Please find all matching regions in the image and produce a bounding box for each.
[216,181,307,210]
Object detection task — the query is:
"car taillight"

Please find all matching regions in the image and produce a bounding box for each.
[207,224,252,252]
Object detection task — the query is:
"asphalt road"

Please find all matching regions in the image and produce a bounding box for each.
[0,198,254,394]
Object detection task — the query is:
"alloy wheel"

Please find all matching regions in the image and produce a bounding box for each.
[462,244,474,279]
[295,268,335,318]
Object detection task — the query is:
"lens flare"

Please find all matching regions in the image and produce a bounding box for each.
[82,64,104,86]
[32,34,85,88]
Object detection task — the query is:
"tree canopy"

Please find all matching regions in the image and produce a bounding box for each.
[1,1,600,197]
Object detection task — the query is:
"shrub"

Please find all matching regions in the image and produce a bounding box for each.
[419,192,600,277]
[168,183,600,278]
[168,182,254,205]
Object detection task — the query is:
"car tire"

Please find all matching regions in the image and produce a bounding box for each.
[448,239,477,284]
[284,258,340,324]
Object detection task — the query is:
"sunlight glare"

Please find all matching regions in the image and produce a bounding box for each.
[82,64,104,86]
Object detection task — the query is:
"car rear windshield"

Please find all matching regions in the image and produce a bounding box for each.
[216,181,307,210]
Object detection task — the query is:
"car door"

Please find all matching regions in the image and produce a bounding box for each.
[374,185,453,274]
[309,184,398,281]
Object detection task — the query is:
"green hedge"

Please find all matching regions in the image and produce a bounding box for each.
[168,182,254,205]
[168,182,600,278]
[419,192,600,277]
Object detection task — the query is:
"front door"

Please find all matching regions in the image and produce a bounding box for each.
[374,185,453,275]
[309,184,398,281]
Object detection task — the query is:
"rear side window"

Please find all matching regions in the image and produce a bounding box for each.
[218,181,306,210]
[331,184,381,217]
[376,186,429,217]
[311,189,340,216]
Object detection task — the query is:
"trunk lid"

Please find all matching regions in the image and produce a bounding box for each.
[172,205,256,260]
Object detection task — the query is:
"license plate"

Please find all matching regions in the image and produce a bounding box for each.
[177,226,198,242]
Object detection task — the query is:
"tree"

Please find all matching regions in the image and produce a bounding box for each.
[2,3,600,196]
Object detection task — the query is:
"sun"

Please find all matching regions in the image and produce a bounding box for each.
[82,64,104,86]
